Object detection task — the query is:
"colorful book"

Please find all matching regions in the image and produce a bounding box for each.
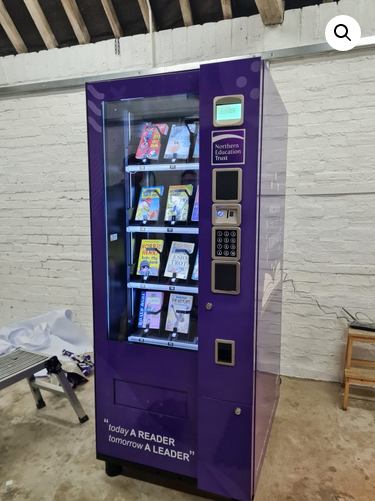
[193,128,199,159]
[164,241,195,280]
[191,185,199,222]
[138,291,163,329]
[191,250,199,281]
[164,184,193,222]
[135,186,164,222]
[165,293,193,334]
[164,124,196,161]
[136,123,169,161]
[137,239,164,277]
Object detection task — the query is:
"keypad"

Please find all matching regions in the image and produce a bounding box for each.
[215,228,239,258]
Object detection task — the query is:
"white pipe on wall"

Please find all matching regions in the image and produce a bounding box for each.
[145,0,155,67]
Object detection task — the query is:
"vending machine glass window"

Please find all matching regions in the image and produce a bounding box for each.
[103,94,200,349]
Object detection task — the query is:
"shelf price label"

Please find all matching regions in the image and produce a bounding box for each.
[167,228,173,233]
[169,286,175,291]
[169,165,176,170]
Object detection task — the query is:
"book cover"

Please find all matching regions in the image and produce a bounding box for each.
[164,184,193,222]
[191,250,199,281]
[193,128,200,159]
[164,124,196,160]
[138,291,163,329]
[165,293,193,334]
[136,123,169,161]
[191,185,199,222]
[135,186,164,222]
[137,239,164,276]
[164,241,195,280]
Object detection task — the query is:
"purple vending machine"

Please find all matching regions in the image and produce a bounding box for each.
[86,57,288,501]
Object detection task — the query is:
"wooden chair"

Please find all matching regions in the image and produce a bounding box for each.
[343,327,375,410]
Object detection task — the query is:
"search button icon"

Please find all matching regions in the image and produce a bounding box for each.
[334,24,351,41]
[325,15,361,52]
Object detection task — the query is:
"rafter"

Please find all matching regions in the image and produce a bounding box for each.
[221,0,233,20]
[0,0,27,53]
[100,0,122,38]
[137,0,156,33]
[23,0,58,49]
[60,0,90,44]
[179,0,193,27]
[254,0,284,25]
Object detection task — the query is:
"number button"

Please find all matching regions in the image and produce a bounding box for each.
[224,251,229,256]
[224,231,229,237]
[217,244,222,250]
[217,250,223,256]
[217,238,222,244]
[230,251,236,257]
[230,231,236,237]
[224,238,229,243]
[230,238,236,244]
[217,231,223,237]
[230,244,236,250]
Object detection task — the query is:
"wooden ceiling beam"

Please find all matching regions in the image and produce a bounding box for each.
[60,0,90,44]
[221,0,233,20]
[254,0,284,25]
[100,0,122,38]
[23,0,58,50]
[0,0,28,53]
[137,0,156,33]
[179,0,193,27]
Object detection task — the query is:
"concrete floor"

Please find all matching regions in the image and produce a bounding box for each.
[0,376,374,501]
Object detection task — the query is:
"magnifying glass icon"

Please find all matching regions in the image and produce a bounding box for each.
[334,24,351,41]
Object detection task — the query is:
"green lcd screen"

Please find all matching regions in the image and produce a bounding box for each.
[216,102,242,122]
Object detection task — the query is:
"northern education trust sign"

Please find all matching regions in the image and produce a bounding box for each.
[211,129,246,166]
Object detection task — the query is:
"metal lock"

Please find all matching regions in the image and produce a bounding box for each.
[235,407,242,416]
[206,303,213,310]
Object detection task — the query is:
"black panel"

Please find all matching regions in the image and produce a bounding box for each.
[0,23,16,57]
[215,170,239,201]
[217,342,233,364]
[214,262,237,292]
[3,0,45,52]
[112,0,148,35]
[189,0,223,25]
[76,0,113,43]
[150,0,184,30]
[232,0,258,17]
[39,0,77,48]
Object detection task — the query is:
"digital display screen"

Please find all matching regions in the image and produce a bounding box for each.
[216,102,242,121]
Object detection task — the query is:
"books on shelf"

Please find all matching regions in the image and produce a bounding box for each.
[164,124,196,161]
[138,291,163,329]
[137,239,164,276]
[136,123,169,162]
[135,186,164,222]
[165,293,193,334]
[164,241,195,280]
[191,185,199,222]
[193,128,199,159]
[191,250,199,281]
[164,184,193,222]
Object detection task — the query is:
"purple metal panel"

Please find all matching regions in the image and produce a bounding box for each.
[86,71,200,478]
[198,398,253,501]
[198,58,262,500]
[253,65,288,491]
[198,58,261,404]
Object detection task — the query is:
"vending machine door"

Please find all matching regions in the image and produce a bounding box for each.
[87,70,200,478]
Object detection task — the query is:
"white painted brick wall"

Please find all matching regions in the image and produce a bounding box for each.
[0,0,374,381]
